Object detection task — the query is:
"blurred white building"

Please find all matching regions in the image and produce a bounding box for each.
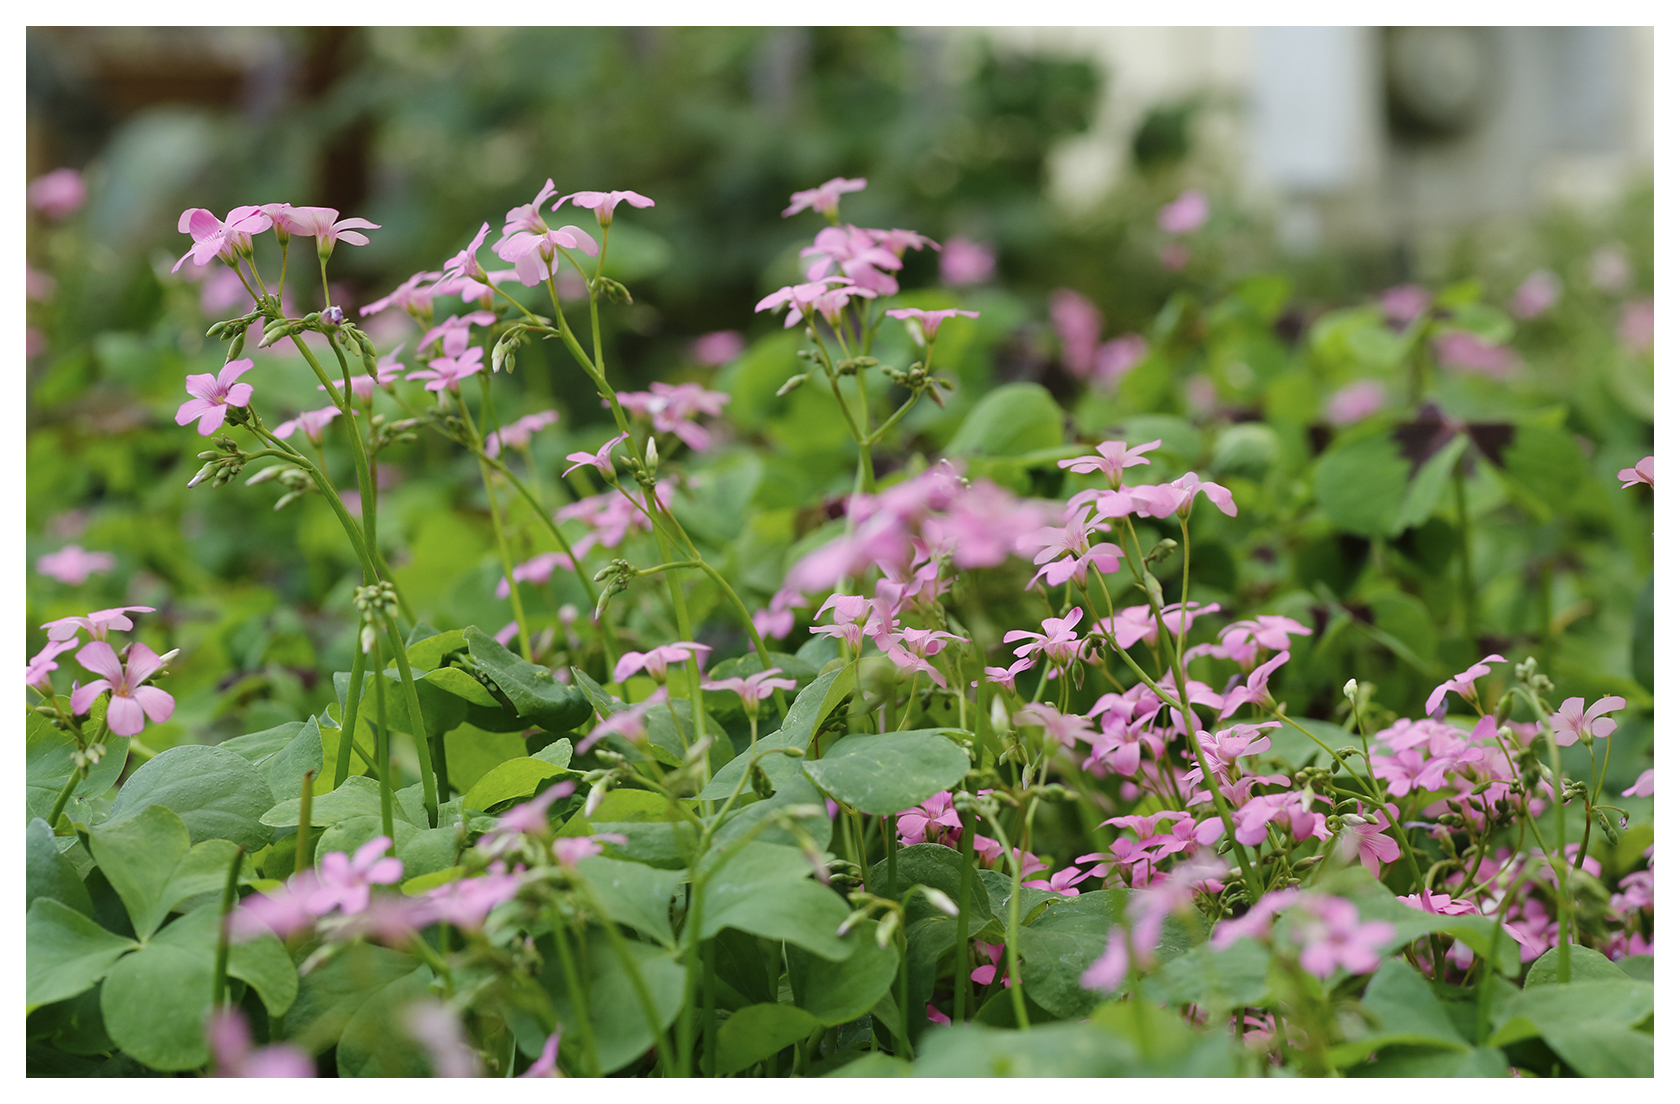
[978,26,1655,247]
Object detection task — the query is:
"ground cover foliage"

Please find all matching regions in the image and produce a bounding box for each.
[26,30,1653,1078]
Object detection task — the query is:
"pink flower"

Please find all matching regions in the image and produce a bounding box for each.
[42,605,155,643]
[26,639,78,694]
[1158,190,1209,235]
[552,188,655,225]
[702,667,797,708]
[273,405,343,443]
[208,1008,315,1078]
[425,863,525,929]
[1591,245,1631,291]
[1058,439,1161,488]
[493,218,599,288]
[616,382,731,451]
[1129,472,1237,519]
[1324,379,1386,426]
[28,168,87,220]
[229,870,322,941]
[175,358,256,436]
[495,551,575,599]
[578,699,659,754]
[1210,888,1301,950]
[520,1031,562,1077]
[1509,270,1560,319]
[783,177,866,219]
[1079,927,1131,991]
[1013,703,1096,747]
[1050,289,1103,377]
[1380,284,1432,325]
[1292,896,1392,979]
[420,311,498,358]
[1425,653,1506,716]
[980,657,1033,693]
[803,225,904,296]
[1158,243,1190,271]
[172,206,272,273]
[265,205,378,255]
[1618,456,1653,490]
[754,276,864,328]
[441,222,492,285]
[69,641,175,737]
[692,330,745,366]
[562,431,629,478]
[614,642,711,685]
[1435,331,1516,378]
[1622,769,1653,798]
[307,836,404,917]
[883,627,964,689]
[1336,811,1402,877]
[36,545,115,586]
[885,308,979,344]
[1618,299,1654,355]
[359,270,444,318]
[1024,865,1089,898]
[486,410,561,459]
[407,348,485,393]
[1092,335,1147,390]
[897,791,962,847]
[1548,695,1625,747]
[940,237,996,286]
[1218,650,1290,719]
[405,1003,481,1078]
[483,783,577,844]
[1003,608,1087,669]
[552,833,628,867]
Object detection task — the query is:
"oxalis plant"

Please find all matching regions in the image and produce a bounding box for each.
[25,177,1654,1079]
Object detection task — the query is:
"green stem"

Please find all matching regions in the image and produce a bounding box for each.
[211,845,246,1011]
[1454,462,1477,642]
[333,642,368,787]
[294,771,315,873]
[372,637,395,841]
[702,938,718,1078]
[550,918,601,1077]
[384,619,439,824]
[952,812,976,1023]
[465,383,534,662]
[580,887,677,1075]
[46,767,84,829]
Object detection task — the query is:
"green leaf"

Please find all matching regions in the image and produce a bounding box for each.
[105,744,275,852]
[1140,937,1270,1012]
[262,775,403,829]
[533,738,574,769]
[335,965,435,1077]
[788,918,901,1026]
[824,1052,913,1077]
[545,926,686,1075]
[912,1021,1149,1077]
[26,898,138,1010]
[89,805,242,939]
[1395,432,1468,531]
[1483,422,1586,523]
[698,841,850,961]
[396,827,459,881]
[976,869,1061,928]
[716,1002,821,1075]
[465,625,591,731]
[867,842,992,926]
[1013,889,1127,1018]
[316,816,419,871]
[1314,431,1413,538]
[280,942,421,1051]
[945,382,1065,457]
[559,788,675,836]
[27,817,93,917]
[1488,979,1654,1048]
[1326,958,1468,1066]
[405,628,468,671]
[460,756,572,813]
[802,729,970,816]
[1346,1044,1509,1077]
[25,711,130,822]
[711,775,833,854]
[576,854,686,948]
[1523,944,1627,987]
[99,934,215,1070]
[698,663,855,801]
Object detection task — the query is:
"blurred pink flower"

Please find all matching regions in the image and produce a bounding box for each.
[1435,331,1515,378]
[802,225,903,296]
[616,381,730,451]
[520,1031,563,1077]
[495,551,576,599]
[1622,769,1653,798]
[702,667,797,707]
[783,176,866,219]
[229,870,321,940]
[308,836,403,916]
[1618,299,1654,355]
[1380,284,1432,325]
[692,330,745,366]
[1591,244,1631,291]
[1509,269,1560,319]
[420,311,498,358]
[1050,289,1102,378]
[1092,335,1147,390]
[1618,455,1653,489]
[1323,379,1386,426]
[176,359,256,436]
[1058,438,1160,487]
[1292,895,1392,979]
[1079,927,1130,991]
[1158,190,1209,235]
[614,642,711,684]
[273,405,343,443]
[208,1008,315,1078]
[26,264,56,301]
[486,410,560,459]
[70,641,175,737]
[1425,653,1505,716]
[36,545,115,586]
[939,237,996,286]
[425,863,526,928]
[1159,243,1190,271]
[360,270,444,318]
[407,349,485,393]
[406,1003,481,1078]
[563,431,629,478]
[29,168,88,220]
[552,833,628,867]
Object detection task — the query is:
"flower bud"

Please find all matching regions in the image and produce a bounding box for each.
[776,372,809,397]
[874,910,900,948]
[359,624,378,654]
[321,305,345,328]
[989,695,1010,733]
[920,887,959,918]
[584,782,610,818]
[644,436,659,472]
[1343,679,1359,703]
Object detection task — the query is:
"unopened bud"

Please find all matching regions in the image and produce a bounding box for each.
[359,624,378,654]
[1343,679,1359,703]
[584,783,610,818]
[875,910,900,948]
[920,887,959,918]
[837,907,870,938]
[188,462,218,489]
[989,695,1010,732]
[644,436,659,471]
[750,764,774,800]
[321,305,345,328]
[776,372,809,397]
